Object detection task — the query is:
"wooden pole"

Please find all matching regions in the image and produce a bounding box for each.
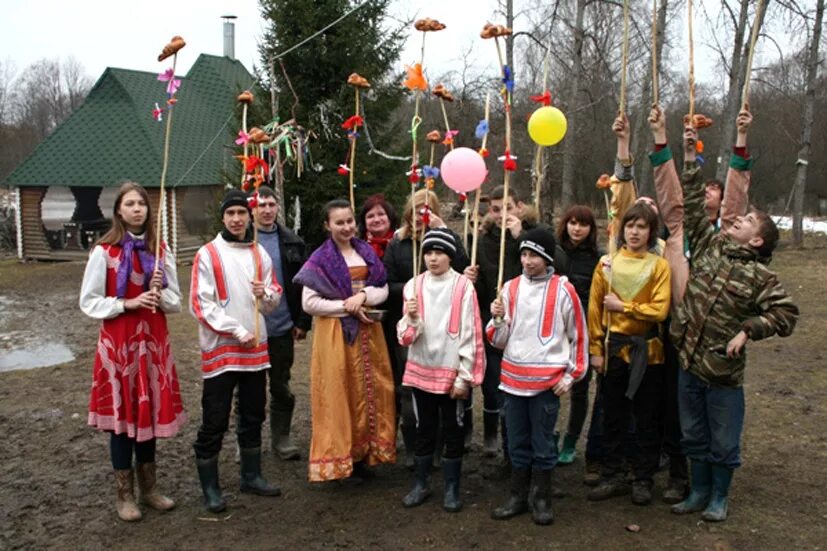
[154,52,178,267]
[494,37,512,296]
[741,0,766,108]
[410,32,426,280]
[688,0,696,119]
[620,0,630,115]
[348,88,360,211]
[652,0,659,107]
[471,92,490,268]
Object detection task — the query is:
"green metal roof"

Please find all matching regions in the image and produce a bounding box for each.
[5,54,254,188]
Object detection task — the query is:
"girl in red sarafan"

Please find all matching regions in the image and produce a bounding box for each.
[79,182,186,522]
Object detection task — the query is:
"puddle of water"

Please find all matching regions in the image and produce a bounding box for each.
[0,343,75,372]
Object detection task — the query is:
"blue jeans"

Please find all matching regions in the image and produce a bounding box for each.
[504,390,559,470]
[678,368,745,469]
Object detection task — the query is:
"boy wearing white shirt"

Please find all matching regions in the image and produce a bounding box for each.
[487,228,589,525]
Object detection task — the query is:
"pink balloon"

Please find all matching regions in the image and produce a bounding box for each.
[440,147,487,193]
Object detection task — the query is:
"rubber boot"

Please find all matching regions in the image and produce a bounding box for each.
[136,462,175,511]
[662,477,689,505]
[195,456,226,513]
[270,409,300,461]
[239,447,281,496]
[114,469,142,522]
[671,460,712,515]
[530,469,554,525]
[583,459,601,487]
[492,468,530,520]
[701,465,733,522]
[402,455,432,507]
[442,457,463,513]
[400,422,417,470]
[483,411,500,457]
[463,407,474,452]
[587,476,631,501]
[557,434,578,465]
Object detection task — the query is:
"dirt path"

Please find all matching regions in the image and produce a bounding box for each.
[0,244,825,550]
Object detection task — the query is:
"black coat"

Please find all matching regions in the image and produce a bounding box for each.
[473,220,552,323]
[275,223,312,332]
[383,228,470,331]
[553,242,602,310]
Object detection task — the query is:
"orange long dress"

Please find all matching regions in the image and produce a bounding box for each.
[307,266,397,481]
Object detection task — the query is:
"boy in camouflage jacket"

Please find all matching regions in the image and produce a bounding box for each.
[669,111,799,522]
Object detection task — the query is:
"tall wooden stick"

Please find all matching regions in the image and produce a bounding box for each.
[534,42,552,212]
[410,32,426,280]
[471,92,490,268]
[494,37,512,296]
[154,52,178,267]
[348,88,360,211]
[620,0,630,114]
[741,0,766,108]
[688,0,696,119]
[652,0,660,106]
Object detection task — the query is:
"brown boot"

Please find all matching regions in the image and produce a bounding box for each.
[136,462,175,511]
[115,469,142,522]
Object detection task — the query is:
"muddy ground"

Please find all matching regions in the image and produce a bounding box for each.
[0,238,825,550]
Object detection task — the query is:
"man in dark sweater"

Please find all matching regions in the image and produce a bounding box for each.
[253,186,312,460]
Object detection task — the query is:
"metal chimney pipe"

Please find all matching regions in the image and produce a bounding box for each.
[222,15,237,59]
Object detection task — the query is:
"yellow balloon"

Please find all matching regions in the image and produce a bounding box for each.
[527,106,568,146]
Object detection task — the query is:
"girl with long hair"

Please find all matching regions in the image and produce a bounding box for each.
[79,182,185,521]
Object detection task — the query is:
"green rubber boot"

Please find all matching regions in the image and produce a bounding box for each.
[701,465,733,522]
[557,434,578,465]
[671,460,712,515]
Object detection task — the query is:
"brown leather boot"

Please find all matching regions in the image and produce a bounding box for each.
[136,462,175,511]
[115,469,142,522]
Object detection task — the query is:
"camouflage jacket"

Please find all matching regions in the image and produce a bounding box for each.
[669,164,798,388]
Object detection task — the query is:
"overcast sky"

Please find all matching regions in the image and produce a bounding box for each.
[1,0,780,92]
[0,0,501,81]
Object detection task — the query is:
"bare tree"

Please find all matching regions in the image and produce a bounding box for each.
[791,0,824,245]
[561,0,587,208]
[708,0,769,181]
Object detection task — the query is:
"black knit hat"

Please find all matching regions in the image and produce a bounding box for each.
[421,228,457,260]
[520,228,556,265]
[220,189,251,216]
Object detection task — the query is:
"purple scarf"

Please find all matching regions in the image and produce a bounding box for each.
[115,233,167,298]
[293,237,386,344]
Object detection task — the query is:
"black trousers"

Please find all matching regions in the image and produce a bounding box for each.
[601,357,664,483]
[110,433,156,470]
[194,370,267,460]
[267,334,296,415]
[411,388,464,459]
[662,333,688,480]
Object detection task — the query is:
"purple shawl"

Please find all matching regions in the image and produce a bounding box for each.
[293,237,386,344]
[115,233,167,298]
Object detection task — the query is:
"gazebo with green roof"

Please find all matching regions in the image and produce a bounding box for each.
[5,53,254,260]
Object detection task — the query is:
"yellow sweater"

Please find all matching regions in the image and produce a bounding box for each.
[587,247,671,364]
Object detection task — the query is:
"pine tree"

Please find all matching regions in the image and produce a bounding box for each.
[258,0,408,245]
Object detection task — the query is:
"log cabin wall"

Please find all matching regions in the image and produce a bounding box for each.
[20,187,50,259]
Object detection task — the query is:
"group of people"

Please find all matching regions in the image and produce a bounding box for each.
[79,105,798,527]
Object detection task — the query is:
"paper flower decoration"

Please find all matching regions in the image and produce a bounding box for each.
[235,130,250,145]
[475,120,489,140]
[157,68,181,96]
[530,91,552,106]
[403,64,428,91]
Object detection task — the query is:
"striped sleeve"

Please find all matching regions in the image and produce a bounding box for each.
[562,280,589,382]
[455,281,486,390]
